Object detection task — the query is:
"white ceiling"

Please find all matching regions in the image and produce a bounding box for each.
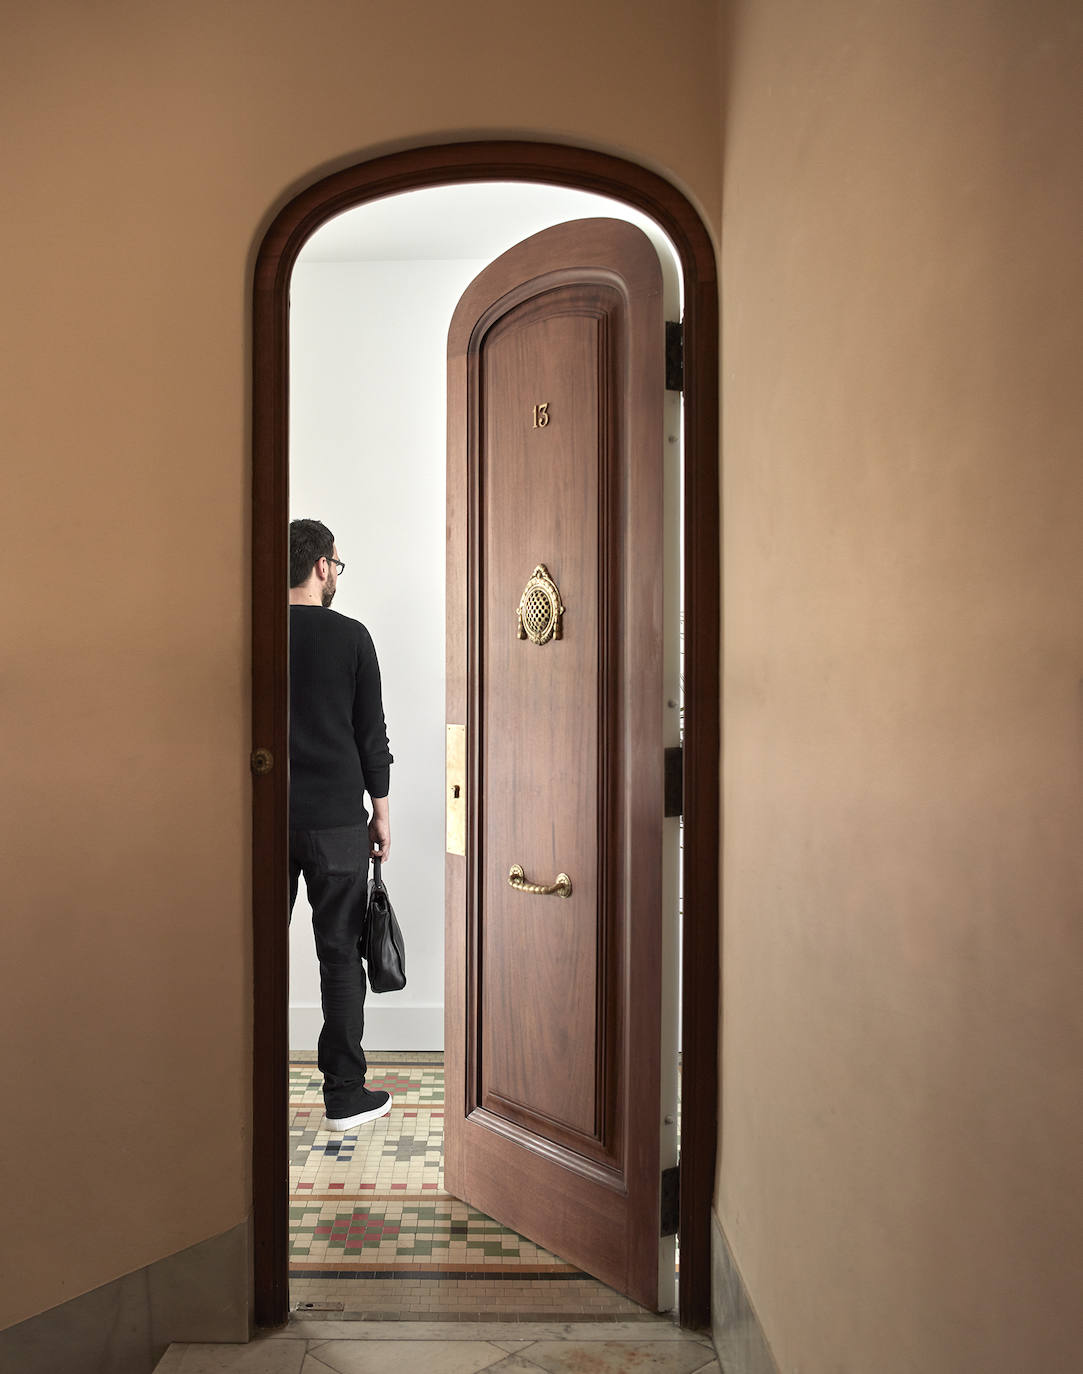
[296,181,679,271]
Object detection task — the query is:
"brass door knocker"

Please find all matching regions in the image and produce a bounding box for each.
[516,564,565,645]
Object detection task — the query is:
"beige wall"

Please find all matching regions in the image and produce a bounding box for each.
[6,0,1082,1362]
[0,0,721,1332]
[717,1,1083,1370]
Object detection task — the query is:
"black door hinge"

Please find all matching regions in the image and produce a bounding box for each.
[660,1165,680,1237]
[664,745,683,818]
[665,321,684,392]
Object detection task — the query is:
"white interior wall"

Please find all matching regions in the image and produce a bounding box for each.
[289,257,486,1049]
[288,183,682,1053]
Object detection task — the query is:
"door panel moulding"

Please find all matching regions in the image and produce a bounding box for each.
[251,140,720,1331]
[444,219,668,1311]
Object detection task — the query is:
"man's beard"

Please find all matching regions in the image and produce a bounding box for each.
[321,584,335,608]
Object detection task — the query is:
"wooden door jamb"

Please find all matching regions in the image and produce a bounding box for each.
[251,140,719,1331]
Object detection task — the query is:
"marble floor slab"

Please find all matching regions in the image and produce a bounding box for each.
[157,1330,718,1374]
[302,1340,508,1372]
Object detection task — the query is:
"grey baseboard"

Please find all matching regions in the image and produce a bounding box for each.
[711,1210,780,1374]
[0,1217,251,1374]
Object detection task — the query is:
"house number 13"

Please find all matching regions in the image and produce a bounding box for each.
[533,402,550,429]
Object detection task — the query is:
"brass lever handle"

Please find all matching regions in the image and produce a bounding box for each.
[507,864,572,898]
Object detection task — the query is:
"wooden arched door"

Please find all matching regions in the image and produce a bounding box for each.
[251,142,719,1329]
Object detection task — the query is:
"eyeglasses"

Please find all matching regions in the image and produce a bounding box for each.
[326,557,345,575]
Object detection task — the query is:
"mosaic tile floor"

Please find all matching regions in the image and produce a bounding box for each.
[288,1053,667,1320]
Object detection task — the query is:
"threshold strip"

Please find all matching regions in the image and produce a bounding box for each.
[289,1264,582,1276]
[292,1191,450,1201]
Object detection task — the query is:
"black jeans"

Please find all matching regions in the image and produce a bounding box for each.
[289,825,370,1119]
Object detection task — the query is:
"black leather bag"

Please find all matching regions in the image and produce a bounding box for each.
[363,858,406,993]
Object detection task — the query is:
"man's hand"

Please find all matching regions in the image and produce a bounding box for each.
[369,796,391,863]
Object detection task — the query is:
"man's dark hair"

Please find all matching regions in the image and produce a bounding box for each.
[289,518,335,588]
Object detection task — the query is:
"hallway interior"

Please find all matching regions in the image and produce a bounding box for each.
[149,1055,706,1370]
[287,1052,672,1321]
[7,5,1082,1371]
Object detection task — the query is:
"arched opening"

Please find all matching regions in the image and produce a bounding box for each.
[251,141,719,1330]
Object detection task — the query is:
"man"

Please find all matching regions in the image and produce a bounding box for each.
[288,517,394,1131]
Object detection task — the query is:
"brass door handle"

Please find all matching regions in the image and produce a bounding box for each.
[507,864,572,898]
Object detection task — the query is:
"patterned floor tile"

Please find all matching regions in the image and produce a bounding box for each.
[290,1197,571,1267]
[288,1053,674,1319]
[289,1063,445,1110]
[290,1058,569,1270]
[290,1106,444,1194]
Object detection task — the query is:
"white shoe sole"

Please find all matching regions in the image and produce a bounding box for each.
[322,1094,393,1132]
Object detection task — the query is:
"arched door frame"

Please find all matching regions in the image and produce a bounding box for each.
[251,140,719,1330]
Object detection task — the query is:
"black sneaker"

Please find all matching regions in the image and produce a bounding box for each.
[322,1089,392,1132]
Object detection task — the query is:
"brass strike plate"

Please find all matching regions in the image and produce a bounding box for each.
[446,724,466,856]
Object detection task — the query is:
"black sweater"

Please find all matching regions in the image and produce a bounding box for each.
[289,604,393,829]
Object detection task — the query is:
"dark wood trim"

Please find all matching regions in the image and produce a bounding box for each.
[251,140,719,1330]
[677,266,721,1331]
[251,215,291,1329]
[445,222,666,1309]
